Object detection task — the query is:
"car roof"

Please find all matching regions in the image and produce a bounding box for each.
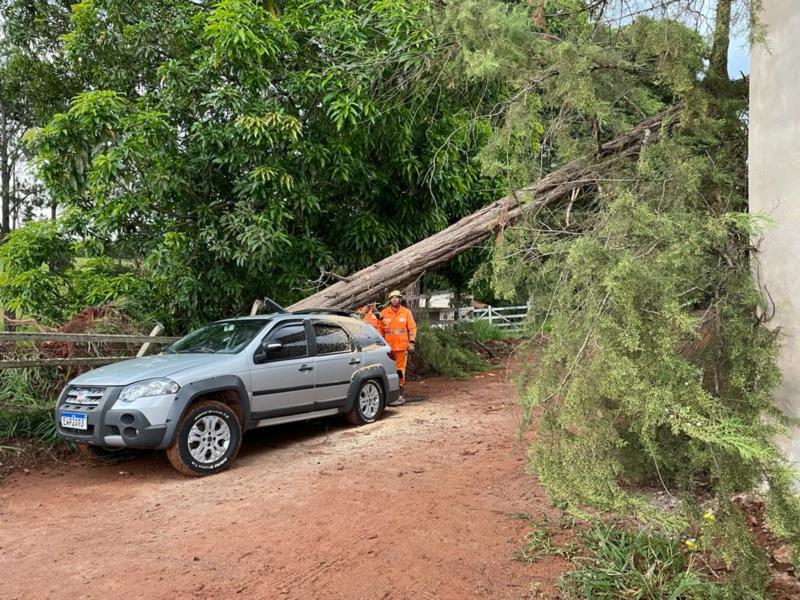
[219,312,361,325]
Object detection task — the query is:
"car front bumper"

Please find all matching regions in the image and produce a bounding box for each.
[56,386,171,450]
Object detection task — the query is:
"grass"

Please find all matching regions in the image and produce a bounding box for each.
[0,354,61,445]
[511,515,578,564]
[559,523,723,600]
[508,514,725,599]
[0,407,58,444]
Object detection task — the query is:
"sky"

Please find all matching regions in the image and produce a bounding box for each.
[729,30,750,76]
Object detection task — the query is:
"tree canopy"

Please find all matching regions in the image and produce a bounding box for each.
[16,0,508,326]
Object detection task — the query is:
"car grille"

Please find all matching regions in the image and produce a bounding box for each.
[64,386,106,406]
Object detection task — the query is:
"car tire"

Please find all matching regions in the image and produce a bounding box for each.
[346,379,385,426]
[166,400,242,476]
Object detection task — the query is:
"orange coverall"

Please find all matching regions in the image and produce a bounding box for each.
[356,306,384,336]
[380,305,417,385]
[362,310,383,335]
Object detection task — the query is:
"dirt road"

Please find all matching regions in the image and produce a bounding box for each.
[0,371,570,599]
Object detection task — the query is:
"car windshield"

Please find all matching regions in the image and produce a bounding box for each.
[168,319,269,354]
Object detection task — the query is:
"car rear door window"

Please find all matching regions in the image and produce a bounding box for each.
[265,323,308,361]
[313,323,350,355]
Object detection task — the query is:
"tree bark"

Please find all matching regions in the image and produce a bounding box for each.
[290,106,681,311]
[709,0,732,81]
[0,108,10,237]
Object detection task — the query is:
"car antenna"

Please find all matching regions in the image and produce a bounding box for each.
[261,297,288,314]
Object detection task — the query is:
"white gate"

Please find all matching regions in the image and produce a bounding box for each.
[471,304,529,329]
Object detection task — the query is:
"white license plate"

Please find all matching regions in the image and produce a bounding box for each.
[60,411,88,430]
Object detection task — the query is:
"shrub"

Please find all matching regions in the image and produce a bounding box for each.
[413,323,489,378]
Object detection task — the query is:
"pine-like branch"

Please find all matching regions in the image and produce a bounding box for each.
[290,105,682,311]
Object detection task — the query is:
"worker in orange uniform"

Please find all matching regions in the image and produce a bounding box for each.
[380,290,417,406]
[356,304,383,336]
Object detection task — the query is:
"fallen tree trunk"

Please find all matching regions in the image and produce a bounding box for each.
[290,106,681,311]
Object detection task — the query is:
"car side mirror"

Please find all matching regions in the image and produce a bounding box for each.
[255,341,282,364]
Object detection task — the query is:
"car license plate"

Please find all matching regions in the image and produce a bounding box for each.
[60,411,88,430]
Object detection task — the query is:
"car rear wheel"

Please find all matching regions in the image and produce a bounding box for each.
[346,379,384,425]
[166,400,242,476]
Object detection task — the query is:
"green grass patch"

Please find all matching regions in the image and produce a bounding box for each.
[0,354,62,444]
[559,523,724,600]
[0,407,57,444]
[512,526,578,564]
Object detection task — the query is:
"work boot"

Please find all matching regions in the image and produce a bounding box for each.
[388,395,406,407]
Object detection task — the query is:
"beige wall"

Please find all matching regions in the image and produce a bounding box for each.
[750,0,800,463]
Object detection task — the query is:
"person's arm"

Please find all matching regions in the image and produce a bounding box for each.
[374,310,384,337]
[407,309,417,350]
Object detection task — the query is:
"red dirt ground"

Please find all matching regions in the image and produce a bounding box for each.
[0,370,572,600]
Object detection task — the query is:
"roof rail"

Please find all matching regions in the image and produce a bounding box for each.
[292,308,357,317]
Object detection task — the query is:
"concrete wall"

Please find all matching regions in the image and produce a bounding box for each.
[750,0,800,464]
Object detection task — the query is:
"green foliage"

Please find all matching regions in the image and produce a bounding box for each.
[559,523,726,599]
[0,220,143,322]
[413,323,488,379]
[0,0,80,225]
[463,1,800,592]
[0,362,60,444]
[24,0,503,328]
[467,319,513,343]
[508,125,791,526]
[6,9,798,592]
[0,408,58,444]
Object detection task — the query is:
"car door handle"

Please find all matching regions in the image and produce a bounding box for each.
[349,358,361,365]
[299,364,314,372]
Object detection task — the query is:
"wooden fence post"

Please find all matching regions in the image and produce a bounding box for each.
[250,299,264,316]
[137,323,165,358]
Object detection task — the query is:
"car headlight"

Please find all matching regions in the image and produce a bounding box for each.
[119,378,180,403]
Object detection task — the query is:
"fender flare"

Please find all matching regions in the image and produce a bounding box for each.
[344,365,390,413]
[158,375,251,449]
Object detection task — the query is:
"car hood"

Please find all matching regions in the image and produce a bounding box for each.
[69,354,234,387]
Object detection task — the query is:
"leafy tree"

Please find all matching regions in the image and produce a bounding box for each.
[0,1,78,233]
[0,220,141,321]
[25,0,504,327]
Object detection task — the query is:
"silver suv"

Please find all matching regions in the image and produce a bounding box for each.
[55,311,400,475]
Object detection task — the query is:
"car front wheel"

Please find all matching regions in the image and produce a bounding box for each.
[346,379,384,425]
[166,400,242,476]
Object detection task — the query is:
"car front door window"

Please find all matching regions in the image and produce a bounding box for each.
[264,324,307,362]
